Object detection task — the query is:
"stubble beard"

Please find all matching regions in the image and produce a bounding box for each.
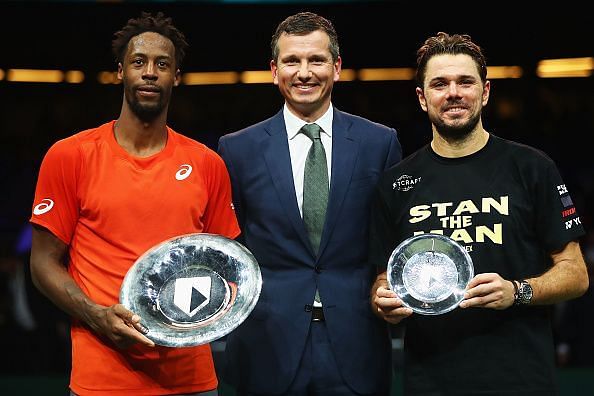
[430,109,481,142]
[124,85,168,123]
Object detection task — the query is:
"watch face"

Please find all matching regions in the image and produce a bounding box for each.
[519,281,533,303]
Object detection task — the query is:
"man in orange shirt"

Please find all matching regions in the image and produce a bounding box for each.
[29,12,239,395]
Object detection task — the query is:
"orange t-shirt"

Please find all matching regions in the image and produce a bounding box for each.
[30,121,240,395]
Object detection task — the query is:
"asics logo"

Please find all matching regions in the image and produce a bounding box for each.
[175,164,193,181]
[33,198,54,215]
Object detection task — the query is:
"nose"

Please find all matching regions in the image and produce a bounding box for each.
[297,61,311,79]
[446,81,461,97]
[143,62,158,80]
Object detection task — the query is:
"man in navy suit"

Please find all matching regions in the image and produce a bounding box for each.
[218,12,402,396]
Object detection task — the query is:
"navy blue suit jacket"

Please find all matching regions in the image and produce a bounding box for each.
[217,108,402,394]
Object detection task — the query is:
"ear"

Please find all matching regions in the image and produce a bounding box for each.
[482,80,491,106]
[117,62,123,81]
[333,56,342,82]
[270,59,279,86]
[174,69,181,87]
[416,87,428,112]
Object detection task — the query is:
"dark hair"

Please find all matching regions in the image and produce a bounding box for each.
[271,11,340,62]
[112,11,189,69]
[415,32,487,87]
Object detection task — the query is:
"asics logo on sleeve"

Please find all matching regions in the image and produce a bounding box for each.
[175,164,193,180]
[33,198,55,215]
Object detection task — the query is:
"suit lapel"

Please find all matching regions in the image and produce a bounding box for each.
[262,111,312,251]
[318,109,358,257]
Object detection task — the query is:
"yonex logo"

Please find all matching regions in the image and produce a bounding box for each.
[175,164,193,181]
[33,199,54,215]
[565,217,582,230]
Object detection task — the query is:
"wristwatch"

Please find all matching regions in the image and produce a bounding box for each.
[514,280,533,305]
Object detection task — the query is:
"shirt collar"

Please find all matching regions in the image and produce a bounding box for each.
[284,103,334,140]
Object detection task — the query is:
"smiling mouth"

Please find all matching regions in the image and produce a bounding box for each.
[442,105,469,116]
[292,83,318,91]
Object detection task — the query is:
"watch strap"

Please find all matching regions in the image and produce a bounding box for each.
[512,280,519,303]
[514,279,532,305]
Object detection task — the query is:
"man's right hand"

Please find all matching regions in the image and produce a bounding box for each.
[86,303,155,349]
[371,272,413,325]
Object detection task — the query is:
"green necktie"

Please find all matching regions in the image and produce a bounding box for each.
[301,123,329,255]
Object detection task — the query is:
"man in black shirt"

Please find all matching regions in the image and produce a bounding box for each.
[369,32,589,395]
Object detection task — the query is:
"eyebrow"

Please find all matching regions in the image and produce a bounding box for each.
[429,74,478,82]
[280,53,330,62]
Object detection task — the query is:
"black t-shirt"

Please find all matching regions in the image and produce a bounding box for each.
[369,134,585,395]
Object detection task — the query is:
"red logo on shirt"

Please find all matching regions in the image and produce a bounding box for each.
[562,207,576,218]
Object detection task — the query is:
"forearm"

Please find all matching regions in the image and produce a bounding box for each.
[30,226,103,327]
[526,241,588,305]
[31,253,102,326]
[30,225,153,348]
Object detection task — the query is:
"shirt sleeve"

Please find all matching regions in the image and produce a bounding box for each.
[533,154,585,253]
[201,151,241,240]
[30,138,81,245]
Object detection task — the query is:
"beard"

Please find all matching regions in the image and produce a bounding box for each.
[124,84,169,123]
[429,106,481,142]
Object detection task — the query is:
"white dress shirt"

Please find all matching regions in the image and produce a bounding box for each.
[283,103,333,217]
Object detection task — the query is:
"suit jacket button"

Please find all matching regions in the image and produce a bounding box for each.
[314,266,321,273]
[304,304,312,312]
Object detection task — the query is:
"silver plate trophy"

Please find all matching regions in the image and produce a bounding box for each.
[387,234,473,315]
[120,233,261,347]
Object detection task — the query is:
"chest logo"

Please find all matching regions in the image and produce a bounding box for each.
[175,164,193,181]
[393,174,421,191]
[33,198,54,215]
